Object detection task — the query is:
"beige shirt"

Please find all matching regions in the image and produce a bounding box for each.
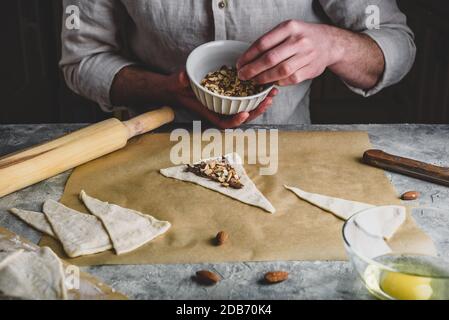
[60,0,415,124]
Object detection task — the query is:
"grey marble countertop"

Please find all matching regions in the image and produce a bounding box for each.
[1,123,448,300]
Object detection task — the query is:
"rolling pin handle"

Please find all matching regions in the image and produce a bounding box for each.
[123,106,175,139]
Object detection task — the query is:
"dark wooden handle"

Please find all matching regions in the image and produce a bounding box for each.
[363,149,449,187]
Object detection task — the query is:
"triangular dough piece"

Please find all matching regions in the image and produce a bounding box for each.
[43,200,112,258]
[0,247,67,300]
[9,208,55,237]
[160,153,275,213]
[285,185,406,240]
[354,206,406,240]
[285,185,374,220]
[79,190,171,255]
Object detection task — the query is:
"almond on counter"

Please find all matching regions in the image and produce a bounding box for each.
[195,270,221,286]
[264,271,289,284]
[401,191,420,201]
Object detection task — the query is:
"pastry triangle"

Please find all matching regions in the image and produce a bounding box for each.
[285,185,406,240]
[285,185,374,220]
[79,190,171,255]
[9,208,55,237]
[43,200,112,258]
[160,153,275,213]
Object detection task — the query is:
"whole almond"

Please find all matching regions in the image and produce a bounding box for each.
[401,191,420,201]
[195,270,221,286]
[216,231,229,246]
[264,271,289,284]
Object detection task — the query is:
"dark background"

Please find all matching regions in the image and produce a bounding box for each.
[1,0,449,124]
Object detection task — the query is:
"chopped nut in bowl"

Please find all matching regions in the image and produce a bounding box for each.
[201,66,265,98]
[186,40,275,115]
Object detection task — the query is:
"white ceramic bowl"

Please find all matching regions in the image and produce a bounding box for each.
[186,40,274,115]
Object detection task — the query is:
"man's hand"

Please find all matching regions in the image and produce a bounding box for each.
[237,20,384,89]
[164,70,278,129]
[111,66,278,129]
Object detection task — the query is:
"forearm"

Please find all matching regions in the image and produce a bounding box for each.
[110,66,170,107]
[237,20,387,89]
[327,26,385,90]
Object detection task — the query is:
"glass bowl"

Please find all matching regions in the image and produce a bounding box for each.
[342,206,449,300]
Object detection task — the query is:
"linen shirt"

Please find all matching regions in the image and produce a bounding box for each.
[60,0,415,124]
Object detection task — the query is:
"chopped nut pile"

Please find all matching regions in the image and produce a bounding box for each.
[200,65,264,97]
[186,157,244,189]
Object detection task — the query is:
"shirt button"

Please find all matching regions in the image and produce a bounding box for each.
[218,1,226,9]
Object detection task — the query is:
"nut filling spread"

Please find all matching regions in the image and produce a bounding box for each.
[200,65,265,97]
[186,157,244,189]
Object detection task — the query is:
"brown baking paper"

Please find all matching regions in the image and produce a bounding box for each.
[40,132,436,266]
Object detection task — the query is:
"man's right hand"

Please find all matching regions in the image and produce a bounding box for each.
[111,67,278,129]
[165,70,278,129]
[165,70,249,129]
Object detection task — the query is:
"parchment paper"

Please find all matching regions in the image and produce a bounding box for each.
[40,132,436,266]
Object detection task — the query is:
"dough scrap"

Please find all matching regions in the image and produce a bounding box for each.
[344,221,393,259]
[160,153,275,213]
[80,190,171,255]
[0,247,67,300]
[344,206,407,259]
[353,205,406,240]
[0,249,24,269]
[43,200,112,258]
[285,185,374,220]
[9,208,55,237]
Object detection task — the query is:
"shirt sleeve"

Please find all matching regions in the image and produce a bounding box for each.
[60,0,136,111]
[318,0,416,96]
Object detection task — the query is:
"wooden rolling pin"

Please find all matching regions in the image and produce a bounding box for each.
[0,107,175,198]
[363,149,449,187]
